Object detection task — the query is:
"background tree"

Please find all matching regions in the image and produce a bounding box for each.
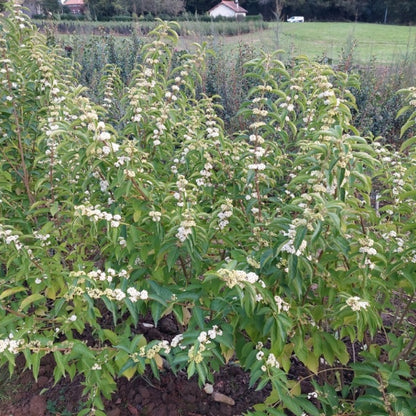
[140,0,185,17]
[257,0,282,20]
[41,0,60,14]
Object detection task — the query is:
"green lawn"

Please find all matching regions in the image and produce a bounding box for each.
[54,19,416,66]
[213,22,416,64]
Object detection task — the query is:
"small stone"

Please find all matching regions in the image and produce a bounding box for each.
[203,383,214,394]
[212,392,235,406]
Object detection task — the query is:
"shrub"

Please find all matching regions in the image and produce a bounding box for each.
[60,13,87,21]
[1,3,416,415]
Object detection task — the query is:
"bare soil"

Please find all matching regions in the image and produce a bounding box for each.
[0,314,275,416]
[0,354,271,416]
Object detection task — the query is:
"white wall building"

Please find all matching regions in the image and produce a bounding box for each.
[208,1,248,19]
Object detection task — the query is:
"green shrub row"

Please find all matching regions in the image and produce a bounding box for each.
[56,28,416,144]
[35,18,268,37]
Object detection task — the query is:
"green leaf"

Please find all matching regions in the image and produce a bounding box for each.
[151,301,163,325]
[119,359,137,380]
[352,375,380,389]
[355,395,385,409]
[187,361,196,379]
[19,293,44,311]
[0,286,26,300]
[50,201,59,216]
[53,350,67,379]
[281,394,303,415]
[302,351,319,374]
[102,329,119,345]
[296,398,321,416]
[388,378,412,394]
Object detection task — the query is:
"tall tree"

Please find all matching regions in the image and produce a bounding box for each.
[257,0,285,20]
[41,0,60,14]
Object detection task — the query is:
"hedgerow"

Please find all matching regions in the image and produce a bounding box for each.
[1,2,416,415]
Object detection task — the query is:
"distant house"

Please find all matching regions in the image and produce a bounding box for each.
[208,0,248,19]
[63,0,85,14]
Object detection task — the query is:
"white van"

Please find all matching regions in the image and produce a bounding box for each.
[287,16,304,23]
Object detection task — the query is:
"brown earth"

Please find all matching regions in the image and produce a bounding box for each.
[0,312,276,416]
[0,354,272,416]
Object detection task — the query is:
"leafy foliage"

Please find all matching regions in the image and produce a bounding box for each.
[0,2,416,415]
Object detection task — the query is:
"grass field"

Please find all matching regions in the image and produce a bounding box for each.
[185,21,416,65]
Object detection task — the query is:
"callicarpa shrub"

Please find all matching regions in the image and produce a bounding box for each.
[1,2,416,415]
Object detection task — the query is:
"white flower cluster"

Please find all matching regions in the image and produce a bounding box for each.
[66,274,147,304]
[33,231,51,247]
[170,334,184,348]
[35,275,48,285]
[346,296,369,312]
[105,288,126,301]
[139,340,171,360]
[245,182,261,202]
[114,155,131,168]
[248,162,266,171]
[279,100,295,112]
[281,220,308,256]
[152,119,167,146]
[197,325,223,343]
[85,287,146,303]
[174,175,188,207]
[217,199,233,230]
[256,349,280,372]
[70,268,129,283]
[101,70,119,110]
[187,325,223,364]
[252,108,268,117]
[274,295,290,313]
[358,238,377,256]
[217,268,259,289]
[176,209,196,243]
[0,227,23,251]
[318,88,335,105]
[74,204,122,228]
[127,287,149,302]
[85,120,120,157]
[246,256,260,269]
[206,121,220,139]
[91,362,102,370]
[12,7,29,30]
[149,210,162,222]
[0,334,23,355]
[196,161,213,187]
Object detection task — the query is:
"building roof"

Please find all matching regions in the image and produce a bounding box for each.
[64,0,84,6]
[209,1,248,14]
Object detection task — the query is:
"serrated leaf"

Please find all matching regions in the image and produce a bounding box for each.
[352,374,380,389]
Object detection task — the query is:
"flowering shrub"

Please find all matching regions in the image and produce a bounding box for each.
[1,2,416,415]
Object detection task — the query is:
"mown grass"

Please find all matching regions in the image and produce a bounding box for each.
[204,21,416,64]
[52,19,416,65]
